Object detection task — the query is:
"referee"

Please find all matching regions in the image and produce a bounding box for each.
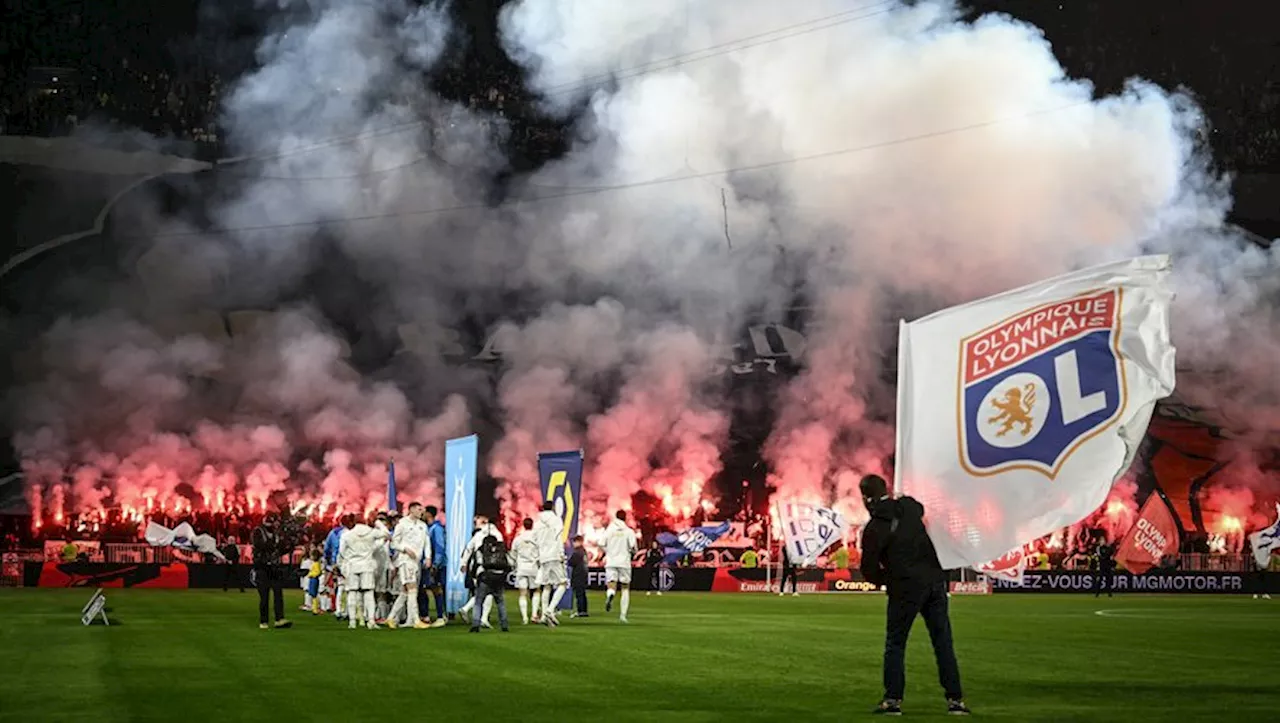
[858,474,969,716]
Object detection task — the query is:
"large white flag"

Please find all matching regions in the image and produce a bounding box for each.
[1249,505,1280,568]
[896,255,1176,569]
[778,502,848,566]
[145,521,225,560]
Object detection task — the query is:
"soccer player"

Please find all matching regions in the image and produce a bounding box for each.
[858,474,969,716]
[324,516,353,619]
[533,501,568,627]
[461,514,502,628]
[375,512,395,621]
[423,505,448,626]
[512,517,540,624]
[602,510,637,622]
[337,516,390,630]
[387,502,432,630]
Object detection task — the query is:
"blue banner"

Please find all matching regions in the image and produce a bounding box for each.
[538,450,583,610]
[656,521,732,564]
[444,435,478,614]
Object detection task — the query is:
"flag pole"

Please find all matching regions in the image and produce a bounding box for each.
[766,505,773,592]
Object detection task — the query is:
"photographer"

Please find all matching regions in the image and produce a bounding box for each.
[251,514,295,630]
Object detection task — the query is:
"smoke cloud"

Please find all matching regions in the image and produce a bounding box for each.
[6,1,1277,533]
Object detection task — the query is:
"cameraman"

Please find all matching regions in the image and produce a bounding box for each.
[858,474,967,716]
[251,515,294,630]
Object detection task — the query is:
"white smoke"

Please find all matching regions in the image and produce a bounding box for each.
[8,0,1277,529]
[498,0,1274,512]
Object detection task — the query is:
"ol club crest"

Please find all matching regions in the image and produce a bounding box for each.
[957,289,1128,478]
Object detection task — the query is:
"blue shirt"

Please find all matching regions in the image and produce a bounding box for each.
[323,526,345,566]
[428,521,447,567]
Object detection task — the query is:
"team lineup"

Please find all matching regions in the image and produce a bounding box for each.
[303,502,639,631]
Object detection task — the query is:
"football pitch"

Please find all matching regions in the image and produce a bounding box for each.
[0,590,1275,722]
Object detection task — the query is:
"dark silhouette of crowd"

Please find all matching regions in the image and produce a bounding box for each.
[1,3,1275,172]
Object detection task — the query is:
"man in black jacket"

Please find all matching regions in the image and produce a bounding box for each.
[1092,539,1116,598]
[858,474,968,716]
[251,516,293,630]
[569,535,589,617]
[220,536,243,592]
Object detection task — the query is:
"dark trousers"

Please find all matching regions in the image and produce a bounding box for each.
[472,578,509,630]
[223,564,243,591]
[255,567,285,624]
[780,561,798,593]
[417,579,430,621]
[573,585,588,614]
[883,580,962,701]
[1093,568,1114,597]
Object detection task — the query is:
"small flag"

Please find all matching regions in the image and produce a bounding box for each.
[778,502,848,566]
[1248,504,1280,569]
[387,459,398,513]
[1115,494,1180,574]
[145,521,224,559]
[656,522,732,564]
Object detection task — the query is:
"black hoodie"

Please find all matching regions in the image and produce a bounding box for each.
[859,496,945,589]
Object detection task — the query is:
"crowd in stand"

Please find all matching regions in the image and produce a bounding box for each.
[3,42,1277,172]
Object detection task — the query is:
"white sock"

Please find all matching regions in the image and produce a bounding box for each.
[461,596,475,615]
[519,593,529,623]
[482,595,493,624]
[549,585,567,613]
[364,591,377,625]
[532,589,543,618]
[407,590,420,623]
[389,593,405,623]
[304,592,313,607]
[337,586,347,615]
[621,588,630,617]
[347,590,360,624]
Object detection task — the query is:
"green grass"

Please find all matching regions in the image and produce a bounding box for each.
[0,589,1276,722]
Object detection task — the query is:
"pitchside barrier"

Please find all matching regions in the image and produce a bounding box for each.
[986,569,1279,594]
[18,561,1280,594]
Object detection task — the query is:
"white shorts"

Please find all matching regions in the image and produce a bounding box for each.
[396,561,420,588]
[347,570,375,591]
[515,572,537,590]
[606,566,632,585]
[537,561,567,587]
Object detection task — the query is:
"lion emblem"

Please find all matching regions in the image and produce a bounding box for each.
[987,383,1037,437]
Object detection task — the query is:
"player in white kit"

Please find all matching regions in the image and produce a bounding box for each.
[373,513,393,621]
[532,501,568,627]
[387,503,432,630]
[602,510,638,623]
[511,517,540,624]
[337,517,390,629]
